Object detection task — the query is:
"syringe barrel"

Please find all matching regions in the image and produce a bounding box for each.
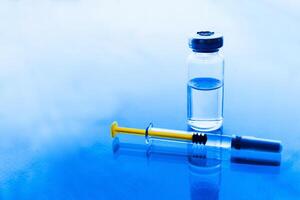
[146,127,282,155]
[150,128,232,149]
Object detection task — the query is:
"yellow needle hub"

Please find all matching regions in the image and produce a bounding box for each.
[111,121,192,141]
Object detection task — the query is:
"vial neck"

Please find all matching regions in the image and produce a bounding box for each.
[192,49,219,53]
[192,51,220,58]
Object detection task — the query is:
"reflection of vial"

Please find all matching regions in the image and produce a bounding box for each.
[187,31,224,132]
[188,157,221,200]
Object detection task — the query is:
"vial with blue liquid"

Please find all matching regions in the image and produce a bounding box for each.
[187,31,224,131]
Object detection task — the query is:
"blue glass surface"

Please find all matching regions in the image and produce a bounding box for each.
[1,0,300,199]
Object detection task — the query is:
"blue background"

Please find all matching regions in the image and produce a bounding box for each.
[1,0,300,199]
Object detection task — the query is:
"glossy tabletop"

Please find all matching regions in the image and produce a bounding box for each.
[1,0,300,199]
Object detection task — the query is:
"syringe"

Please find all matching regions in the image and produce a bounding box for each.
[111,121,282,165]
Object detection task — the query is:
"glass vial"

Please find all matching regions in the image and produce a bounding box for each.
[187,31,224,132]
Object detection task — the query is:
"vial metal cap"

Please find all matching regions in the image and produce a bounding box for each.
[189,31,223,53]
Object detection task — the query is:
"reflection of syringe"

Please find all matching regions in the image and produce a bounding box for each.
[111,122,282,165]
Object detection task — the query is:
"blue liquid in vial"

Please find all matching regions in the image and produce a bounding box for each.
[187,77,223,131]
